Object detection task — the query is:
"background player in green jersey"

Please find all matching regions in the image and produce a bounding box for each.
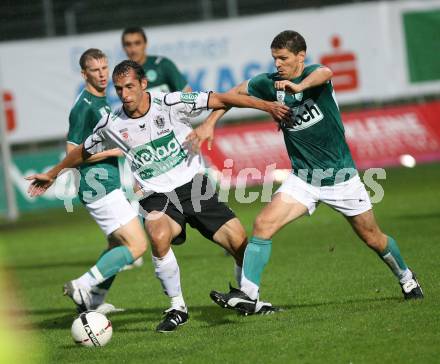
[64,49,148,313]
[188,30,423,315]
[122,26,191,93]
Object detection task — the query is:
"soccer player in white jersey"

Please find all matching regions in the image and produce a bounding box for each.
[26,60,290,332]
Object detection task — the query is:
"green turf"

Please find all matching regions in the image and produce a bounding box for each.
[1,164,440,363]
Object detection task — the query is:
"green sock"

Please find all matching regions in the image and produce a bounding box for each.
[378,236,409,280]
[243,236,272,287]
[90,246,134,282]
[96,249,117,290]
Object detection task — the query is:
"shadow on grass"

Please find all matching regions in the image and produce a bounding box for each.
[282,295,402,310]
[11,304,242,332]
[11,295,404,333]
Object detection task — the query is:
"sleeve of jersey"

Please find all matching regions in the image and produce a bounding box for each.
[247,74,272,100]
[83,115,110,155]
[303,64,323,77]
[162,58,188,91]
[164,91,209,118]
[67,107,87,146]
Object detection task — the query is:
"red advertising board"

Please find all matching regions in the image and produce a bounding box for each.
[202,101,440,185]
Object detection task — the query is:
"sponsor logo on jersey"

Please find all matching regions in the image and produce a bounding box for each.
[286,98,324,132]
[276,91,285,104]
[130,131,186,180]
[146,69,158,82]
[157,129,171,136]
[154,115,165,129]
[139,123,146,130]
[153,97,162,106]
[180,92,199,103]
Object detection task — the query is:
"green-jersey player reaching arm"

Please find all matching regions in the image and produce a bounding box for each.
[190,30,423,315]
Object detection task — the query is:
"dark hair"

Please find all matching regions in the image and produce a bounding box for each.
[79,48,107,70]
[121,27,147,44]
[271,30,307,54]
[112,60,146,81]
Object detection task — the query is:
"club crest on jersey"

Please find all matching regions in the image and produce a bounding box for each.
[154,115,165,129]
[294,92,303,102]
[146,69,158,82]
[276,91,286,104]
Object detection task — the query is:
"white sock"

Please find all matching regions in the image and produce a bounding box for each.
[234,263,242,288]
[75,271,99,290]
[399,268,413,284]
[170,294,187,312]
[240,275,259,301]
[151,249,184,304]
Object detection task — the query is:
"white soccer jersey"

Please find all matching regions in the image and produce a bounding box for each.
[84,91,211,193]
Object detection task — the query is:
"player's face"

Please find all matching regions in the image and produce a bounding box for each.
[271,48,305,79]
[82,57,109,92]
[123,33,147,65]
[113,70,148,113]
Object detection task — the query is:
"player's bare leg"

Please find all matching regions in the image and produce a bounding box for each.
[210,193,308,314]
[346,210,423,299]
[145,212,189,332]
[64,217,148,312]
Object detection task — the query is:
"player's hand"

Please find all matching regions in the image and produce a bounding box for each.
[265,101,291,122]
[185,122,215,152]
[25,173,55,197]
[275,80,303,94]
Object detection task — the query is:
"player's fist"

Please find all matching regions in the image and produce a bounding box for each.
[25,173,55,197]
[275,80,303,94]
[265,101,291,122]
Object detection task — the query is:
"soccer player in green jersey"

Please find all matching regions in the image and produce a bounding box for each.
[188,30,423,315]
[122,26,191,93]
[63,49,148,313]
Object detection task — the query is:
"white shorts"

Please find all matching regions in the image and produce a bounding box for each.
[276,173,372,217]
[85,189,138,236]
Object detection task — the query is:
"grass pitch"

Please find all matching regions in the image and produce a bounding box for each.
[1,163,439,363]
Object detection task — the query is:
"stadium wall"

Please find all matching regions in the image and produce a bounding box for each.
[0,0,438,144]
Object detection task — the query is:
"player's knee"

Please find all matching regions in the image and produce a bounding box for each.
[149,227,171,245]
[253,215,275,239]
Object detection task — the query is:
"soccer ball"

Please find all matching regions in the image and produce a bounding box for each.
[71,311,113,347]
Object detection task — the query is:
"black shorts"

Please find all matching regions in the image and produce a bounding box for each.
[139,174,236,245]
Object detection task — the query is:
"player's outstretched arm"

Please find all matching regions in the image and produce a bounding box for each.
[275,66,333,93]
[66,143,122,163]
[25,144,91,197]
[185,81,249,152]
[209,92,290,121]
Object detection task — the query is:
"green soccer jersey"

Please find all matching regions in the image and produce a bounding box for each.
[143,55,188,92]
[67,89,121,203]
[247,64,356,186]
